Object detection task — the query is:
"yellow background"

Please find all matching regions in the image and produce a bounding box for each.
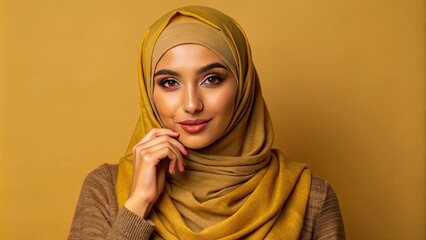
[1,0,424,239]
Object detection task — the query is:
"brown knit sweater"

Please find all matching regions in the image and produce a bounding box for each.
[69,164,345,239]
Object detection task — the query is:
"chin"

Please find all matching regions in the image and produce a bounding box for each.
[182,141,208,150]
[180,137,214,150]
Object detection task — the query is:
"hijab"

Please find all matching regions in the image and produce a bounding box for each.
[116,6,311,239]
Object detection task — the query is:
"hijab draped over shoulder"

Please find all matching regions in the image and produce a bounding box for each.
[116,6,311,239]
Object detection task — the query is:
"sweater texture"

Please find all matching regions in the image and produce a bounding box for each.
[69,164,345,239]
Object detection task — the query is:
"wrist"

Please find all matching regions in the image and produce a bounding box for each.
[124,197,152,219]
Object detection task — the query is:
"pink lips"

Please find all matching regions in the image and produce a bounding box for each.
[177,119,210,133]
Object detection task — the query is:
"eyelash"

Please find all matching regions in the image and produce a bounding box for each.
[202,75,224,86]
[159,79,179,88]
[158,75,224,89]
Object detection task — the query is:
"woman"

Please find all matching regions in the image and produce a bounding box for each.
[69,6,345,240]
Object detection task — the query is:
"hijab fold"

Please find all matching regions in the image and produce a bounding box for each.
[116,6,311,239]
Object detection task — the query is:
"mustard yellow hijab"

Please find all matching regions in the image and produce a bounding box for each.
[117,6,311,239]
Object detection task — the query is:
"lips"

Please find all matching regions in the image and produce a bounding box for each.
[177,119,210,133]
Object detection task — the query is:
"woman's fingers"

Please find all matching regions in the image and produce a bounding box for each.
[132,128,187,173]
[133,128,188,158]
[140,128,179,145]
[137,134,188,156]
[126,128,188,218]
[135,141,185,174]
[130,146,181,199]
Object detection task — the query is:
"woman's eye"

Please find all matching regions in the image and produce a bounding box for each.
[202,76,223,86]
[160,79,180,88]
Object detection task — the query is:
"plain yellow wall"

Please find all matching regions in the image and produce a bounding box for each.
[1,0,424,239]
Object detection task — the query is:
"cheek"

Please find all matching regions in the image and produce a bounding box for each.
[206,86,236,119]
[153,91,178,123]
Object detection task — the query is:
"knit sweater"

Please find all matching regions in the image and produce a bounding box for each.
[69,164,345,239]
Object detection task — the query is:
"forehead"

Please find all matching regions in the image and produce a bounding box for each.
[155,44,228,70]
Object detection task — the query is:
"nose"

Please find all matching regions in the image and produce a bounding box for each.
[183,85,203,114]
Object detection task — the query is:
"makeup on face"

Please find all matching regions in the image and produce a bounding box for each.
[153,44,237,149]
[177,119,211,134]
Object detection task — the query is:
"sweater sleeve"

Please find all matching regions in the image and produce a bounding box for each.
[312,179,346,240]
[68,164,155,240]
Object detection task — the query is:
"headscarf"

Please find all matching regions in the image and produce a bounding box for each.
[116,6,311,239]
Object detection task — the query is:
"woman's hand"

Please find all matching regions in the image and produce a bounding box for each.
[124,128,187,218]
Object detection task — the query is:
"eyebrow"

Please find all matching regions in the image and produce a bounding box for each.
[196,62,228,75]
[154,69,180,78]
[154,62,228,78]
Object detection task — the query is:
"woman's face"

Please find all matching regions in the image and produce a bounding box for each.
[153,44,237,149]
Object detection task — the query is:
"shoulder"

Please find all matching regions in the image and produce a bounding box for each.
[83,163,119,188]
[303,175,329,231]
[309,175,342,220]
[301,175,345,239]
[309,175,332,206]
[78,163,119,208]
[69,164,121,238]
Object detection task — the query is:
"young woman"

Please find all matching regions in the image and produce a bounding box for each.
[69,6,345,239]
